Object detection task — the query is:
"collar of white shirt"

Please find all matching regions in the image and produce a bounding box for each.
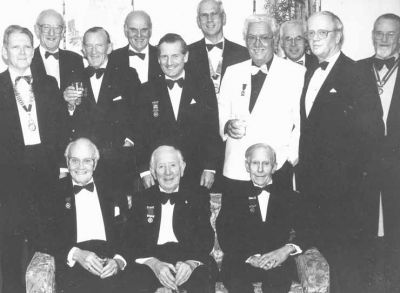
[165,71,185,82]
[72,178,94,188]
[319,50,341,73]
[9,67,32,85]
[39,45,59,60]
[128,44,149,57]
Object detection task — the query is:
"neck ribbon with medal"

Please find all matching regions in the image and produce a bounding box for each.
[13,83,37,131]
[208,49,223,94]
[373,58,399,95]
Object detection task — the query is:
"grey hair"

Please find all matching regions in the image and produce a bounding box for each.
[245,143,276,165]
[279,19,307,39]
[197,0,225,16]
[83,27,111,45]
[309,11,344,47]
[243,14,279,40]
[124,10,152,29]
[149,145,185,171]
[36,9,65,28]
[64,137,100,162]
[373,13,400,30]
[3,25,34,47]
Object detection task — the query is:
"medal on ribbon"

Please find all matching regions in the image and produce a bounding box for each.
[152,101,159,118]
[241,84,247,96]
[146,205,155,223]
[373,59,399,96]
[248,196,257,213]
[65,197,72,210]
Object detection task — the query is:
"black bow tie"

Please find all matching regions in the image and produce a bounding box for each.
[296,60,304,66]
[128,50,145,60]
[166,78,184,89]
[206,42,223,51]
[317,61,329,70]
[73,182,94,194]
[254,184,272,195]
[45,51,59,60]
[15,75,32,85]
[159,191,180,205]
[87,67,106,79]
[374,57,396,71]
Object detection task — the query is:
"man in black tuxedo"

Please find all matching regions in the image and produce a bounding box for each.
[32,9,84,95]
[356,13,400,293]
[122,145,216,292]
[63,27,140,189]
[135,33,220,190]
[297,11,383,293]
[217,143,305,293]
[45,138,127,293]
[187,0,249,94]
[279,19,318,70]
[109,10,162,84]
[0,25,67,293]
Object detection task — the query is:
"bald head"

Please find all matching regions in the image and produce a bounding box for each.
[124,10,152,52]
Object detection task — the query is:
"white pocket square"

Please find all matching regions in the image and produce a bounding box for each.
[329,88,337,93]
[190,99,197,104]
[113,96,122,101]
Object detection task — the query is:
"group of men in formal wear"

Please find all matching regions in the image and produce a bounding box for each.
[0,0,399,292]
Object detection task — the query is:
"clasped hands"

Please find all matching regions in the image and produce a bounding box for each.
[225,119,247,139]
[146,258,196,291]
[246,245,292,270]
[73,248,122,279]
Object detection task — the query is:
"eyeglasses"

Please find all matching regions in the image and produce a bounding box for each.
[283,36,305,45]
[247,34,274,45]
[39,25,64,35]
[199,12,221,22]
[68,157,95,168]
[373,31,398,41]
[306,29,338,40]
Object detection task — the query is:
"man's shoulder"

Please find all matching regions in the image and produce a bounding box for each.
[224,39,248,54]
[60,49,83,61]
[110,45,129,61]
[188,39,205,51]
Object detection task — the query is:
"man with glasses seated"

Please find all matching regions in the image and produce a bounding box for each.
[297,11,383,293]
[279,19,317,70]
[32,9,84,94]
[218,14,305,192]
[44,138,128,293]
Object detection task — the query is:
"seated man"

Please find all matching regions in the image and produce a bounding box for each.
[122,145,217,292]
[217,143,307,293]
[45,138,127,293]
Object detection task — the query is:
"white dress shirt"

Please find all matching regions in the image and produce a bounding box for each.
[166,71,185,120]
[9,68,41,145]
[257,190,270,222]
[67,179,126,268]
[376,55,398,237]
[305,51,341,116]
[205,37,224,76]
[39,46,60,88]
[89,61,108,103]
[129,45,149,83]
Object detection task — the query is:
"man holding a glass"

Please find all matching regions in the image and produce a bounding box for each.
[218,14,304,191]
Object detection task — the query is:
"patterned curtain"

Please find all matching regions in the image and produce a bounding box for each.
[255,0,321,25]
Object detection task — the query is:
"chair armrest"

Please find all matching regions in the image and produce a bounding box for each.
[295,247,329,293]
[26,252,56,293]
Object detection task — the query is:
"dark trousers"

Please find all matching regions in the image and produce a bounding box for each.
[123,263,214,293]
[221,256,294,293]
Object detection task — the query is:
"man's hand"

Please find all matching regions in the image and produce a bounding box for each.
[63,86,81,109]
[200,170,215,189]
[100,259,122,279]
[145,258,178,291]
[225,119,247,139]
[142,174,155,189]
[175,261,194,286]
[259,245,292,270]
[73,248,103,276]
[246,254,261,268]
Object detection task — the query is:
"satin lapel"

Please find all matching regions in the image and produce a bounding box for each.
[63,178,77,243]
[31,76,47,141]
[158,79,176,122]
[153,196,163,243]
[0,71,24,147]
[32,48,46,76]
[221,39,233,78]
[387,64,400,136]
[300,67,316,125]
[307,53,344,122]
[97,66,113,107]
[58,49,67,90]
